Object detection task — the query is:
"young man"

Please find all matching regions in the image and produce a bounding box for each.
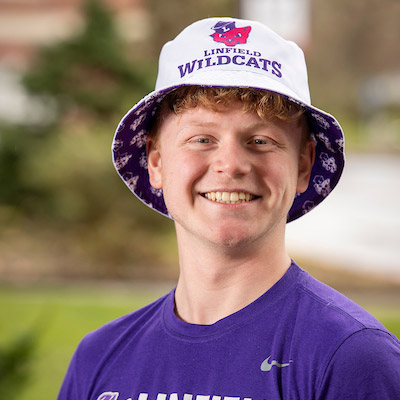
[58,17,400,400]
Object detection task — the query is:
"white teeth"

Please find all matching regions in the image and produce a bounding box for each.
[230,192,239,202]
[204,191,255,204]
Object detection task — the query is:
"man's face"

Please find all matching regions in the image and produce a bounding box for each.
[147,103,314,249]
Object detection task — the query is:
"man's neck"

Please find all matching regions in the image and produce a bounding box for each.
[173,227,291,325]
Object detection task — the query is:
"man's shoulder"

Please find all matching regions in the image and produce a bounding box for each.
[288,265,400,391]
[293,266,388,335]
[77,291,171,357]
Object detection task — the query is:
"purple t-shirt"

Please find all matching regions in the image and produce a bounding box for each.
[58,262,400,400]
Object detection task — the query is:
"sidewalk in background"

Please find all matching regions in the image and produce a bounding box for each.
[286,153,400,283]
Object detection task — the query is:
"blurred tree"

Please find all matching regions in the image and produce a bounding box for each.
[0,123,48,212]
[22,0,152,124]
[0,330,38,399]
[308,0,400,117]
[0,0,153,217]
[0,0,180,282]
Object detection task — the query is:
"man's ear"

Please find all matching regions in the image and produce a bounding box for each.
[296,139,316,194]
[146,137,163,189]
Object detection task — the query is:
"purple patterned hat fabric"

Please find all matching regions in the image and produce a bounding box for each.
[112,17,345,223]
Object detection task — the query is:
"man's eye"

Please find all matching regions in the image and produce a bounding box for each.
[254,138,268,145]
[197,138,211,144]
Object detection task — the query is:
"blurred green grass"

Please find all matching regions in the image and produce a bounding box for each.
[0,284,169,400]
[0,284,399,400]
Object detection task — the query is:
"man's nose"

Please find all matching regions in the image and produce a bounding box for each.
[211,139,252,178]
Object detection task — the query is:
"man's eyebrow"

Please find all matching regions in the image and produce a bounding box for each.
[183,119,272,131]
[183,119,219,128]
[241,121,272,132]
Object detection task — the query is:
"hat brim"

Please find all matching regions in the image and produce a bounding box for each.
[112,80,344,223]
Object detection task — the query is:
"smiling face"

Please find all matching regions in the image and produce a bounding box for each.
[147,102,314,250]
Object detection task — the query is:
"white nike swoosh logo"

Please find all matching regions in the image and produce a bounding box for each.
[260,356,293,372]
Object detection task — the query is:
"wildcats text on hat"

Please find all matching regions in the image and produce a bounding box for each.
[177,52,282,79]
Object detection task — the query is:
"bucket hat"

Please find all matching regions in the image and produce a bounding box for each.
[112,17,345,222]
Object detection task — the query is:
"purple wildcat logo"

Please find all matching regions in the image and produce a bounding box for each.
[210,21,251,47]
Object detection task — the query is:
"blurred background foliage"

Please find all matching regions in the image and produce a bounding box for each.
[0,327,38,399]
[22,0,152,123]
[0,0,399,284]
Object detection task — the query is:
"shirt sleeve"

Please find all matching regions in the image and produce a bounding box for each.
[316,328,400,400]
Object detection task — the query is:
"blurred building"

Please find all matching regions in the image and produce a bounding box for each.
[0,0,148,68]
[239,0,311,49]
